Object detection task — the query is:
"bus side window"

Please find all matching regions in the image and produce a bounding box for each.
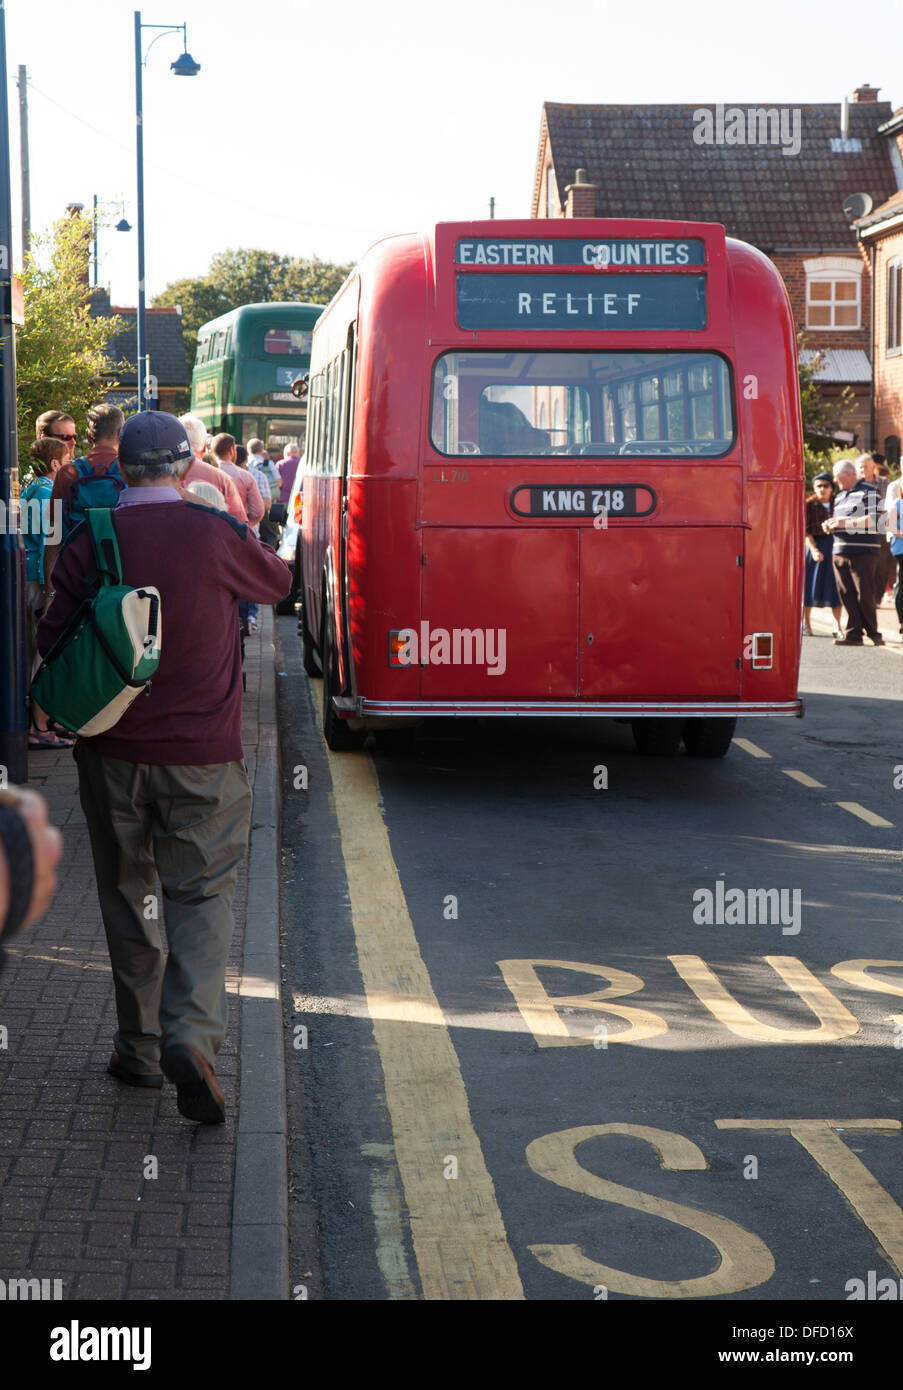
[324,361,335,474]
[309,384,321,475]
[344,334,357,475]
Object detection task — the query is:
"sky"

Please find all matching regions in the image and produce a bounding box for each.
[4,0,902,307]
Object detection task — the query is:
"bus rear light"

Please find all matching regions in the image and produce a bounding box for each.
[388,631,410,666]
[750,633,773,669]
[293,492,302,523]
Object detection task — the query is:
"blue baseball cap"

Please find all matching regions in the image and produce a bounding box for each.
[119,411,192,471]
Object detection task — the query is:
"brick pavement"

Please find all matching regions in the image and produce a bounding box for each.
[0,614,273,1301]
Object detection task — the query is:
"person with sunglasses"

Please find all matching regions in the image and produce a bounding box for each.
[35,409,78,461]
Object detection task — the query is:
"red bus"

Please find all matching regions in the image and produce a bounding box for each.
[298,219,804,754]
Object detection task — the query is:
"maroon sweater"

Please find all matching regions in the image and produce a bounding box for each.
[37,497,291,765]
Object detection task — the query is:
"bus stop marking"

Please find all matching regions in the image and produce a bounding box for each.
[313,687,524,1300]
[715,1119,903,1275]
[526,1123,775,1298]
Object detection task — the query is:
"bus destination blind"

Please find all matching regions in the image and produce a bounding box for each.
[456,273,707,331]
[455,238,706,267]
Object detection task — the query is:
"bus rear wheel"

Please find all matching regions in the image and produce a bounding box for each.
[322,603,365,751]
[683,717,736,758]
[631,718,684,756]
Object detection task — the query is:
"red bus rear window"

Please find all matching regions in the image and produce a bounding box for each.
[430,351,734,458]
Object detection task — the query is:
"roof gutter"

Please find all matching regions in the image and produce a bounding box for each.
[857,210,903,238]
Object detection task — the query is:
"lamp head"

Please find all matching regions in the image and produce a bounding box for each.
[171,50,200,77]
[116,218,132,233]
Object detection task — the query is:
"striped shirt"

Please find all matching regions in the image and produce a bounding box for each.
[831,480,881,555]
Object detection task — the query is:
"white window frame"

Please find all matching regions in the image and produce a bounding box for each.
[887,257,902,356]
[803,256,863,331]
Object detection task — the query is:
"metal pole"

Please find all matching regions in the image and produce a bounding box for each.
[0,4,28,782]
[135,9,146,411]
[17,64,29,257]
[93,192,98,287]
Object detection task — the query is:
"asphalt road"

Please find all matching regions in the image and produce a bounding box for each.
[276,610,902,1311]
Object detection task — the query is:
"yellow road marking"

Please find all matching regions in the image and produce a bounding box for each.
[831,960,903,1031]
[359,1144,419,1300]
[836,801,894,829]
[669,955,860,1044]
[783,769,825,788]
[526,1124,774,1298]
[497,958,667,1047]
[715,1119,903,1275]
[734,738,771,759]
[313,685,524,1300]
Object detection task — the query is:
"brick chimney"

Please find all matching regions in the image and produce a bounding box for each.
[853,84,880,102]
[565,168,598,218]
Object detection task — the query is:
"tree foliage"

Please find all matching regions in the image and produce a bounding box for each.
[153,248,354,373]
[797,334,857,482]
[15,215,127,476]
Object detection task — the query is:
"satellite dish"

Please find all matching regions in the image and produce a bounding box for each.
[843,192,874,221]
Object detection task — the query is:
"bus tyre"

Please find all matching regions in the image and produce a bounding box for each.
[300,598,320,678]
[631,718,684,756]
[683,717,736,758]
[322,606,365,751]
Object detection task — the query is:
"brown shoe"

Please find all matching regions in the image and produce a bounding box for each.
[870,634,885,646]
[107,1051,163,1089]
[161,1043,226,1124]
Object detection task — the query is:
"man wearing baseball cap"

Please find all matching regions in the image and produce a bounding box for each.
[37,411,291,1123]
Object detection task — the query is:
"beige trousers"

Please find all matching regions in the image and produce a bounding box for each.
[75,744,252,1072]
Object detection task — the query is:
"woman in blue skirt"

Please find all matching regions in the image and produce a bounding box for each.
[804,472,843,636]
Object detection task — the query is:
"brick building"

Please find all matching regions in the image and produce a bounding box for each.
[856,161,903,466]
[531,86,903,448]
[89,289,190,415]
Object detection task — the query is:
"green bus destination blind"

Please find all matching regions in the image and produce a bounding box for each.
[456,273,707,331]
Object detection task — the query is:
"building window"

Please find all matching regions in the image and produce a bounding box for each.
[804,257,863,330]
[887,259,902,354]
[546,165,556,217]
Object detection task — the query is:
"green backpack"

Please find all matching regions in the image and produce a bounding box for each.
[31,509,162,737]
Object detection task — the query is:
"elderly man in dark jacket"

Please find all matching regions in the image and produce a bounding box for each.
[38,412,291,1123]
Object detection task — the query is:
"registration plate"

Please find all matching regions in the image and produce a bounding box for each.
[509,483,656,518]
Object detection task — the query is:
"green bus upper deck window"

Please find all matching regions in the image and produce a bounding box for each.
[264,329,313,356]
[430,351,734,458]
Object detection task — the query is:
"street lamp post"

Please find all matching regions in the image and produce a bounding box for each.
[134,10,199,412]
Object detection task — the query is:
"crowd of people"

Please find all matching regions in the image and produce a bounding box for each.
[4,405,292,1124]
[803,452,902,645]
[4,420,900,1122]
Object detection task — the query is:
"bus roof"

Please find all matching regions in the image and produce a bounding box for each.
[196,301,326,337]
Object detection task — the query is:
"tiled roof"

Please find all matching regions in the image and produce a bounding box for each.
[800,348,872,382]
[89,290,189,386]
[542,101,900,250]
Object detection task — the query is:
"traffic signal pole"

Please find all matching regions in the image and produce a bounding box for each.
[0,1,29,784]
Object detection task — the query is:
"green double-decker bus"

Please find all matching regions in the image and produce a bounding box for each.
[190,302,324,454]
